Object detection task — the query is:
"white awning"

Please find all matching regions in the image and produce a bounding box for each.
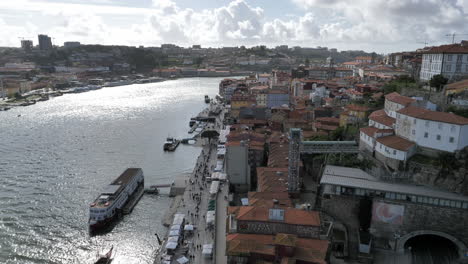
[165,242,177,250]
[177,256,189,264]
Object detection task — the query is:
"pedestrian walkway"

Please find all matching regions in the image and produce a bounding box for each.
[155,105,226,264]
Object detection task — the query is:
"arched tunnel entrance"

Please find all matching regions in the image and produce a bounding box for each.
[396,230,467,264]
[405,234,458,264]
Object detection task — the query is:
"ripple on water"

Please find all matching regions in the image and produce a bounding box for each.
[0,78,223,263]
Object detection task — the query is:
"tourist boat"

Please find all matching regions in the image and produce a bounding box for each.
[204,95,210,103]
[104,80,133,87]
[163,137,180,151]
[88,168,144,233]
[94,246,114,264]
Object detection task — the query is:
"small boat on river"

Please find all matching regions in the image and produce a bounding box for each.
[163,137,180,151]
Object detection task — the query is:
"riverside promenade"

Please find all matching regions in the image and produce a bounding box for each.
[155,107,227,264]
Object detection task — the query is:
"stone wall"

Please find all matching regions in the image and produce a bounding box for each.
[320,194,361,229]
[370,199,468,251]
[408,147,468,195]
[375,151,401,171]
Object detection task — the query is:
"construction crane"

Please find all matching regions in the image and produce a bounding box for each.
[445,33,468,44]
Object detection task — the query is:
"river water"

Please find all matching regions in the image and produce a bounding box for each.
[0,77,224,264]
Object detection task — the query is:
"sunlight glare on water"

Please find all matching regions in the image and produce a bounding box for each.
[0,77,225,264]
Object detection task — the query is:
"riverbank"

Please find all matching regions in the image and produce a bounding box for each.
[0,77,225,264]
[154,105,227,264]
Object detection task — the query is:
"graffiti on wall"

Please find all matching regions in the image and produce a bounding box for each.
[372,202,405,225]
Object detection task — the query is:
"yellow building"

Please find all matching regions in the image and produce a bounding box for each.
[230,93,255,118]
[339,104,370,127]
[445,79,468,96]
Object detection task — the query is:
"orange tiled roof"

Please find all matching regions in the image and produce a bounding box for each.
[385,92,415,106]
[226,233,328,264]
[267,143,289,168]
[376,135,415,151]
[232,206,321,226]
[369,109,395,127]
[423,43,468,54]
[360,127,393,138]
[446,79,468,90]
[397,106,468,125]
[346,104,370,112]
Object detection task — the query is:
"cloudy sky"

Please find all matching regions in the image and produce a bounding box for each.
[1,0,468,53]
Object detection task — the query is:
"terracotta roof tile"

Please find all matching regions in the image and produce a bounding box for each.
[376,135,415,151]
[397,106,468,125]
[360,127,394,138]
[423,43,468,54]
[369,109,395,127]
[345,104,370,112]
[446,79,468,91]
[231,206,321,226]
[385,92,415,106]
[226,233,328,264]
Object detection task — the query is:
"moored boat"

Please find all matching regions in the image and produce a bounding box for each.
[88,168,144,233]
[163,137,180,151]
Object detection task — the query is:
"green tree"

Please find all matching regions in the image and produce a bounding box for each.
[429,74,448,91]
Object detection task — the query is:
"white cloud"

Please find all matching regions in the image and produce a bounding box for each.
[0,0,467,52]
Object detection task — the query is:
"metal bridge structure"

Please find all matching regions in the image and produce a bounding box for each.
[287,128,359,193]
[302,141,359,154]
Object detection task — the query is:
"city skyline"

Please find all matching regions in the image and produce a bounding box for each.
[1,0,468,53]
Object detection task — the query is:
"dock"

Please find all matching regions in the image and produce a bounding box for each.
[188,122,199,133]
[122,185,144,215]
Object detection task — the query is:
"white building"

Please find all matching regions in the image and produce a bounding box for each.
[256,73,271,86]
[360,92,468,169]
[420,41,468,81]
[384,92,415,118]
[396,106,468,153]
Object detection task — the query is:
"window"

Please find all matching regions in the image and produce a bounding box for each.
[437,135,441,140]
[424,132,428,138]
[413,119,416,124]
[447,54,452,61]
[451,125,456,132]
[456,64,461,72]
[438,123,443,129]
[425,121,429,127]
[466,65,468,72]
[449,137,454,143]
[445,64,451,71]
[457,54,462,61]
[393,150,396,155]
